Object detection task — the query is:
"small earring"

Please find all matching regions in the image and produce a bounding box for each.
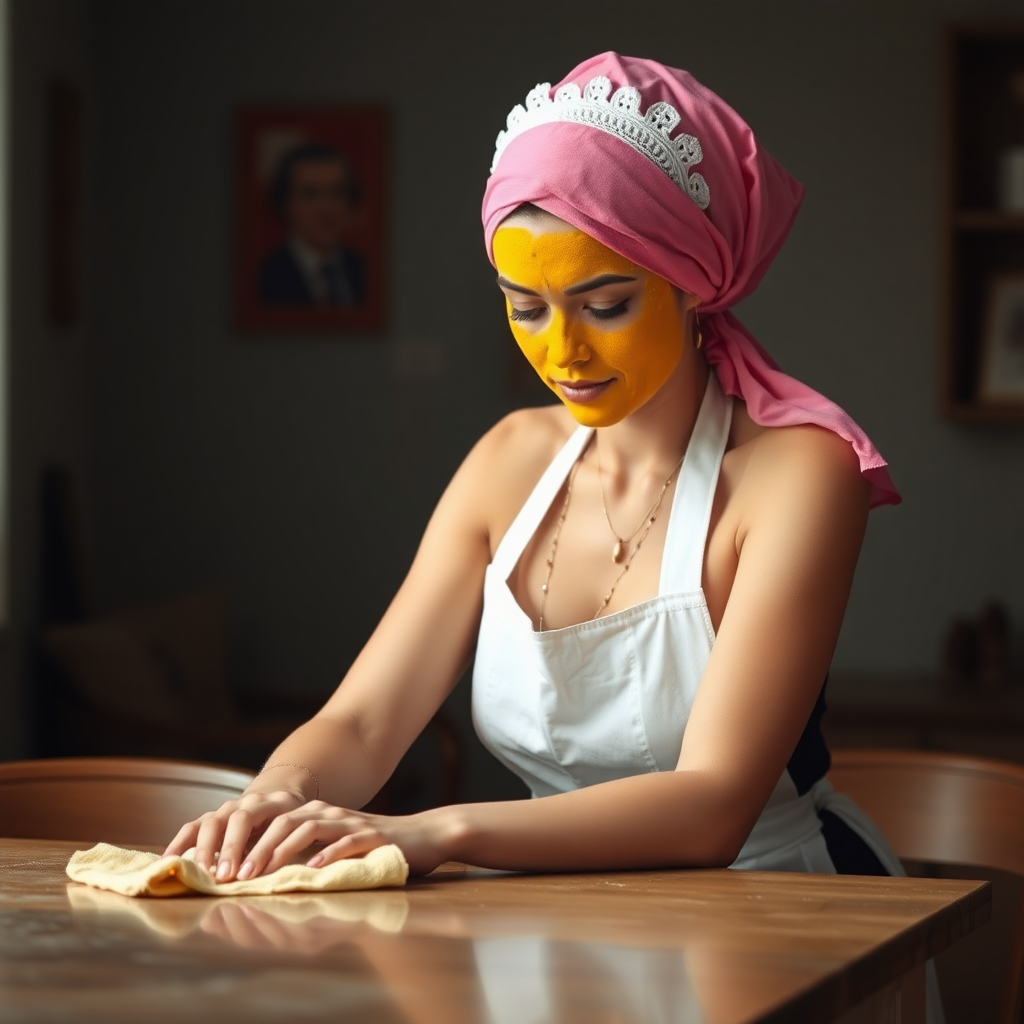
[693,310,703,350]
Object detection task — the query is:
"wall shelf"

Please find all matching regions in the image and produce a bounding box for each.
[825,672,1024,763]
[941,24,1024,421]
[954,210,1024,230]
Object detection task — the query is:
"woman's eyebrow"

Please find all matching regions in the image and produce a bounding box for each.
[565,274,636,295]
[496,273,637,296]
[496,275,539,296]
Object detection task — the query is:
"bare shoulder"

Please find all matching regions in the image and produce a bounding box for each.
[478,403,574,465]
[462,404,578,554]
[723,403,870,544]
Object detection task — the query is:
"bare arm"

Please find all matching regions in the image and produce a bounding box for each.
[439,427,870,871]
[165,418,499,874]
[228,427,869,878]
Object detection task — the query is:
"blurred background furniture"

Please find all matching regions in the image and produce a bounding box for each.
[35,467,463,811]
[0,757,255,847]
[828,748,1024,1024]
[39,591,463,809]
[825,673,1024,765]
[40,587,316,768]
[941,24,1024,421]
[37,465,311,768]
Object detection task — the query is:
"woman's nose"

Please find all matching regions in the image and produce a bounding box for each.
[545,312,590,368]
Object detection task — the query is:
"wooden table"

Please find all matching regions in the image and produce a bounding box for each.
[0,838,989,1023]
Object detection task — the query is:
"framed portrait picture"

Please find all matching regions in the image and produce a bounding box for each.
[979,274,1024,404]
[235,104,388,334]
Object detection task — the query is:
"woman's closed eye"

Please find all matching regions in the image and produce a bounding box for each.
[588,299,629,321]
[507,297,630,324]
[509,306,546,323]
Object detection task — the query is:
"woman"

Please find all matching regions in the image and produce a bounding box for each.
[167,54,903,889]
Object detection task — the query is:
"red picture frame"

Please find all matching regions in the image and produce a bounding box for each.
[235,105,388,334]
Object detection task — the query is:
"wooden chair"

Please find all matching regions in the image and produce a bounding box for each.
[828,749,1024,1024]
[0,757,254,847]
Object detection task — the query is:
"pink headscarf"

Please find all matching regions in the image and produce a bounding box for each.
[482,52,899,508]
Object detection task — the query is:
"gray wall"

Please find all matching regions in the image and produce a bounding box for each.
[0,0,93,757]
[3,0,1024,787]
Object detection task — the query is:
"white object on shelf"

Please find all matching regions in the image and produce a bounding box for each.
[998,146,1024,211]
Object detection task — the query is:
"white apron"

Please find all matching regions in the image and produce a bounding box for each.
[473,374,896,871]
[471,372,942,1021]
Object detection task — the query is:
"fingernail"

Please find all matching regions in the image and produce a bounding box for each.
[236,861,254,881]
[307,854,324,868]
[215,860,232,882]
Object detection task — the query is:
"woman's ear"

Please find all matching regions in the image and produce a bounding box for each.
[671,287,701,315]
[670,289,703,350]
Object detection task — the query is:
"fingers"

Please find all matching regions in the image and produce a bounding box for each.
[201,799,282,878]
[214,808,259,882]
[163,790,307,877]
[164,810,228,868]
[171,800,385,883]
[236,806,382,880]
[194,811,232,873]
[259,818,328,876]
[163,818,203,857]
[237,804,337,880]
[305,830,382,868]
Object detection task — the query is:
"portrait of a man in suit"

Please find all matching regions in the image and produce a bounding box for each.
[258,142,366,307]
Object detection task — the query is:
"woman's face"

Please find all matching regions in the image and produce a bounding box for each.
[493,214,689,428]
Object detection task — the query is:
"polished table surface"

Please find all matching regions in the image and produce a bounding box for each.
[0,838,989,1024]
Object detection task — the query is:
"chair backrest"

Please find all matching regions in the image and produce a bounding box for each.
[0,757,254,847]
[829,749,1024,1024]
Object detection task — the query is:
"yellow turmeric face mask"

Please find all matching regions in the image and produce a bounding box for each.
[493,225,686,428]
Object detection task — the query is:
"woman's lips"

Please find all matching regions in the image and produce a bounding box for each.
[555,379,613,403]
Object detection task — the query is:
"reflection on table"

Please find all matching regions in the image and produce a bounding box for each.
[2,838,990,1024]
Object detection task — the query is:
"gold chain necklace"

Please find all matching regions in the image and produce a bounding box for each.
[597,448,686,564]
[537,445,684,631]
[537,457,583,632]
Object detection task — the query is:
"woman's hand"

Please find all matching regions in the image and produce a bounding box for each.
[228,802,453,881]
[163,788,308,880]
[166,792,455,882]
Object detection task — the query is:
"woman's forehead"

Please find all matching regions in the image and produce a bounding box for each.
[493,225,639,285]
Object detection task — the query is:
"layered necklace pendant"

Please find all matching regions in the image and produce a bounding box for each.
[597,447,687,594]
[538,440,687,632]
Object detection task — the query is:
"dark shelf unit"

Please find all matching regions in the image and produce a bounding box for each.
[942,24,1024,421]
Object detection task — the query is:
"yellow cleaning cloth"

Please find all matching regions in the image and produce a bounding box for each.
[66,842,408,897]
